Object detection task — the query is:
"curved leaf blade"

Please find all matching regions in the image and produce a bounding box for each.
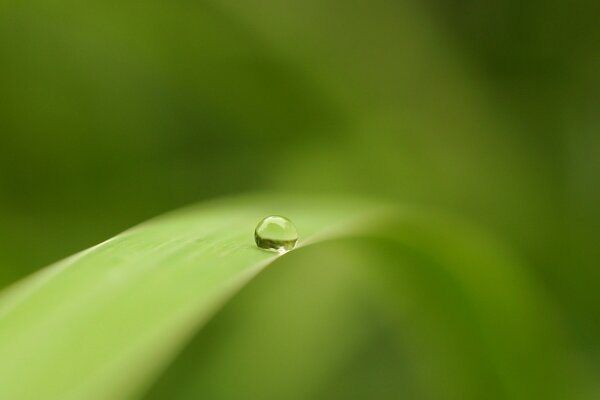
[0,195,388,400]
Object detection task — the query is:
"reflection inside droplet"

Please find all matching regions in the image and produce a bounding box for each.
[254,215,298,253]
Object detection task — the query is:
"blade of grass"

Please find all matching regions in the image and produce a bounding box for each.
[0,194,390,400]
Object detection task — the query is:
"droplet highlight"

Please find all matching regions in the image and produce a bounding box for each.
[254,215,298,253]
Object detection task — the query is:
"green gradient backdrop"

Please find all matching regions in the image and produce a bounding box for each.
[0,0,598,395]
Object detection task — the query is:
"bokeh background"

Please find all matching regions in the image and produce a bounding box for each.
[1,0,598,397]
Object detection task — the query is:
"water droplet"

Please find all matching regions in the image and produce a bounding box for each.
[255,215,298,253]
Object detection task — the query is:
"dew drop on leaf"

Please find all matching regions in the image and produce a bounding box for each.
[254,215,298,253]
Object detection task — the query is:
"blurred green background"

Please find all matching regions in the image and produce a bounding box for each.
[0,0,598,397]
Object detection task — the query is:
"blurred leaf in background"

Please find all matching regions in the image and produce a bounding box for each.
[0,0,598,397]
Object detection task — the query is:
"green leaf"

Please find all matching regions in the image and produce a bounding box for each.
[0,194,589,400]
[0,195,391,400]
